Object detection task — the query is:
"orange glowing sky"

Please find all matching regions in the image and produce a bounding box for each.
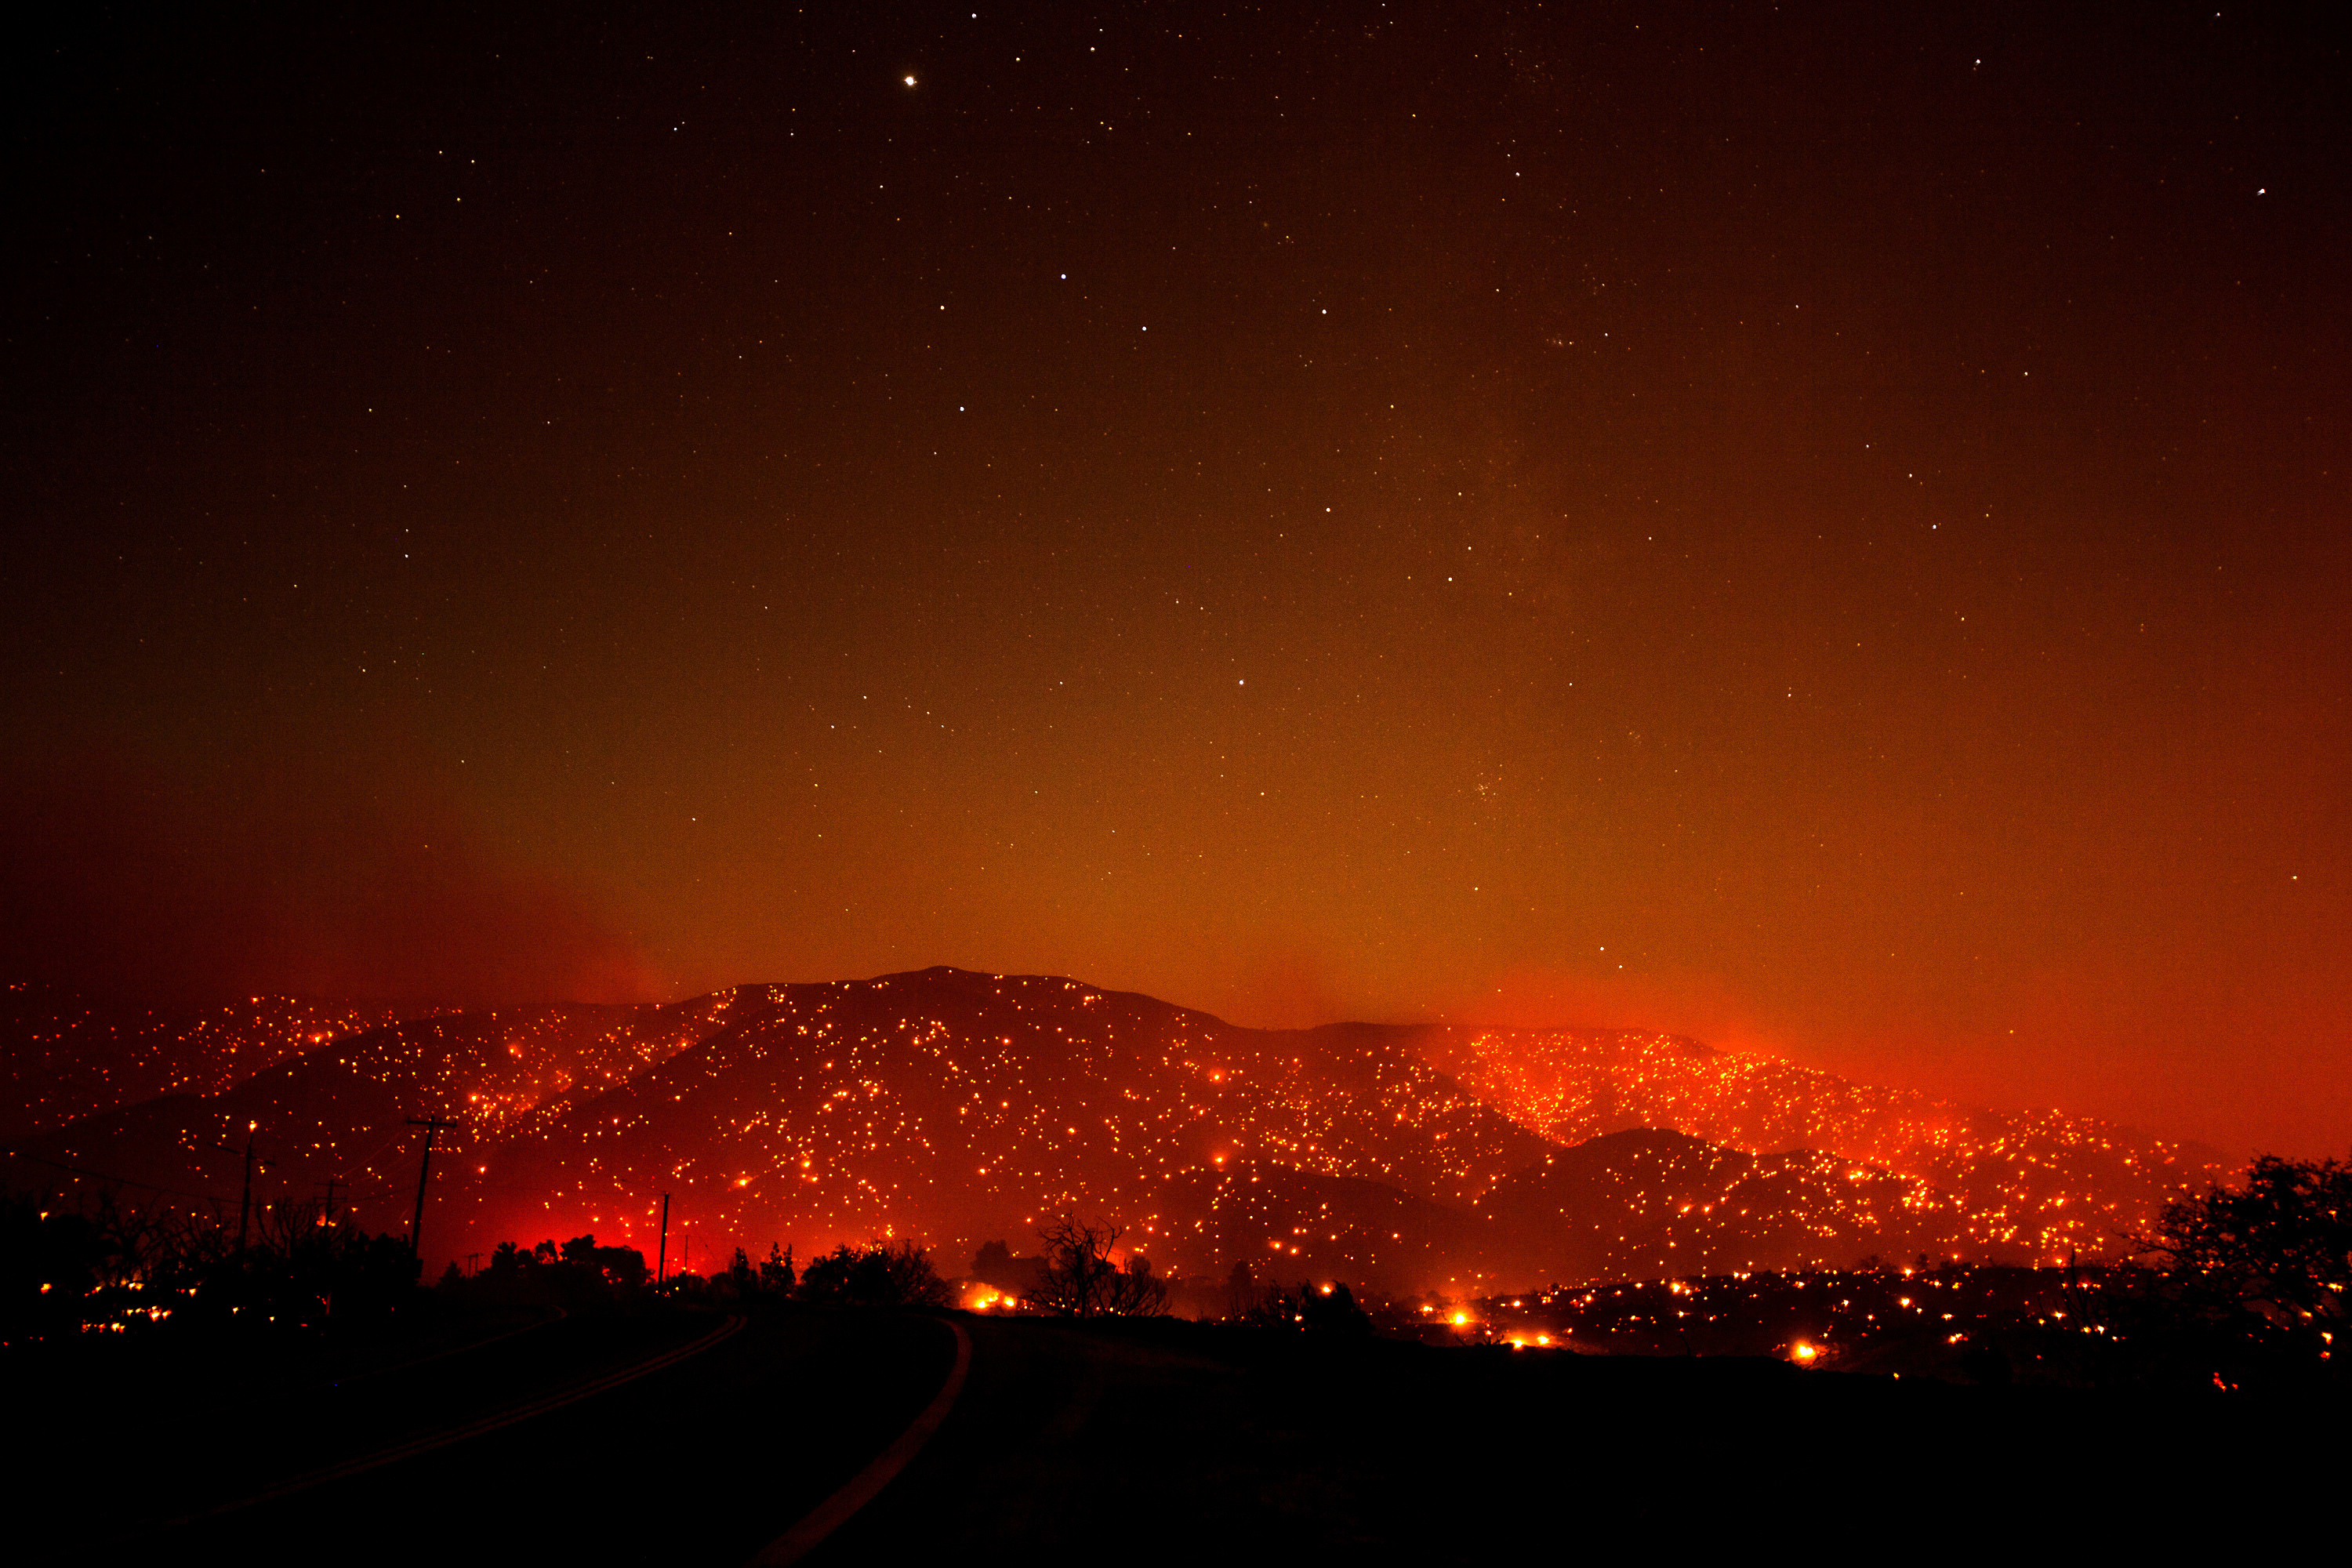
[4,5,2346,1158]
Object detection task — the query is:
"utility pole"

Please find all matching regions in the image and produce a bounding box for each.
[235,1121,260,1254]
[317,1177,343,1228]
[657,1192,671,1287]
[405,1115,451,1262]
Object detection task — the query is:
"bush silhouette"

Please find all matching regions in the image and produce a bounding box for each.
[1243,1278,1374,1334]
[797,1240,949,1308]
[3,1188,420,1340]
[459,1233,647,1306]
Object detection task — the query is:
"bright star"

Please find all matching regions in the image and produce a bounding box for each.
[903,74,916,87]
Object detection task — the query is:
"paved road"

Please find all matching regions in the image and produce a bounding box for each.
[31,1308,2340,1563]
[29,1307,953,1567]
[816,1315,2350,1559]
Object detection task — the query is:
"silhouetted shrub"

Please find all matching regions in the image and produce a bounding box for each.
[1244,1279,1374,1335]
[562,1233,651,1289]
[452,1233,647,1307]
[3,1188,418,1341]
[797,1240,949,1308]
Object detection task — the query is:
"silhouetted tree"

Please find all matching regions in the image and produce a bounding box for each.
[1116,1253,1169,1316]
[1030,1218,1116,1316]
[798,1245,855,1303]
[760,1243,796,1295]
[550,1235,648,1290]
[239,1199,419,1323]
[869,1240,951,1308]
[1029,1218,1167,1317]
[2115,1153,2351,1382]
[597,1241,649,1290]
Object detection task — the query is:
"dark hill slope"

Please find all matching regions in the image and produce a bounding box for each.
[7,994,736,1230]
[0,982,428,1138]
[5,968,2216,1292]
[1474,1128,1974,1284]
[470,968,1549,1282]
[1414,1025,2223,1260]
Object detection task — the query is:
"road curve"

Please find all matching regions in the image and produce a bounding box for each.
[45,1308,961,1568]
[158,1313,746,1532]
[746,1316,972,1566]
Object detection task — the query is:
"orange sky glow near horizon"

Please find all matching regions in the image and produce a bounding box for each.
[4,6,2345,1162]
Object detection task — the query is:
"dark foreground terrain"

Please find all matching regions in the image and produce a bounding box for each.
[14,1306,2339,1564]
[855,1316,2343,1557]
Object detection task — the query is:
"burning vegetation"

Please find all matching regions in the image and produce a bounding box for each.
[1,968,2252,1315]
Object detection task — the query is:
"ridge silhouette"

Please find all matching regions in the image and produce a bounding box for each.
[5,967,2225,1292]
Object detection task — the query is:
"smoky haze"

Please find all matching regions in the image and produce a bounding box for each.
[3,6,2347,1158]
[0,760,655,1007]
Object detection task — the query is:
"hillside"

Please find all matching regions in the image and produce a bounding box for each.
[1414,1027,2226,1260]
[5,993,737,1228]
[1475,1128,1974,1284]
[3,968,2226,1294]
[477,971,1549,1290]
[0,982,430,1138]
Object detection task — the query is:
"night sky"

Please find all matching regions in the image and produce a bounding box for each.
[5,3,2346,1158]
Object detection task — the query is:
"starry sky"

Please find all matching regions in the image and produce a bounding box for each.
[5,3,2347,1158]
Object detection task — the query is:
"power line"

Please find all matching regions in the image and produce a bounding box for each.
[4,1150,236,1206]
[330,1125,418,1186]
[7,1145,410,1211]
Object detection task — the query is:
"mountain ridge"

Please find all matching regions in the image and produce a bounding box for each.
[3,967,2226,1293]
